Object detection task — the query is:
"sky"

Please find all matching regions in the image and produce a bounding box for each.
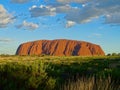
[0,0,120,55]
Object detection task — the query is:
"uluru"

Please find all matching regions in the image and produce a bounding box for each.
[16,39,105,56]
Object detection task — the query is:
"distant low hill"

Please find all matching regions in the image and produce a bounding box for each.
[16,39,105,56]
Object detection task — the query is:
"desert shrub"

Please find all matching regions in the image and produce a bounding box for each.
[0,61,56,90]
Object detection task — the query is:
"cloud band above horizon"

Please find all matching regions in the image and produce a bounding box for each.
[0,0,120,29]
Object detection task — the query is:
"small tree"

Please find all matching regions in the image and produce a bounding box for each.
[118,53,120,56]
[107,53,111,56]
[112,53,117,56]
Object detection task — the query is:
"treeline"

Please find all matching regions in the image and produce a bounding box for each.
[107,53,120,56]
[0,54,16,57]
[1,53,120,57]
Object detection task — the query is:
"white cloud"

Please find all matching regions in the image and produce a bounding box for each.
[55,4,72,13]
[10,0,29,4]
[29,4,80,17]
[57,0,90,3]
[105,12,120,25]
[93,33,102,37]
[29,5,56,17]
[66,6,101,24]
[29,0,120,26]
[16,20,39,30]
[0,38,14,43]
[0,5,13,28]
[64,0,120,25]
[66,21,76,28]
[88,33,102,38]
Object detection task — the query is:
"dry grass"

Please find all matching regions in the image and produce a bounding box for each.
[60,76,119,90]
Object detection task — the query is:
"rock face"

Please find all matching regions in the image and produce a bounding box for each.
[16,39,105,56]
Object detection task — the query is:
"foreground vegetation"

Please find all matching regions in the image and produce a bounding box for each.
[0,55,120,90]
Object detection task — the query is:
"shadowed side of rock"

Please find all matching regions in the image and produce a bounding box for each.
[16,39,105,56]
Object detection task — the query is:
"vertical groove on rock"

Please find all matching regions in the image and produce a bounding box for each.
[51,41,58,55]
[72,43,81,56]
[28,42,34,55]
[63,41,69,56]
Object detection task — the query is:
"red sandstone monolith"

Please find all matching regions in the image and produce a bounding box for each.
[16,39,105,56]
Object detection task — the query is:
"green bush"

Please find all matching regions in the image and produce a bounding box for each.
[0,62,56,90]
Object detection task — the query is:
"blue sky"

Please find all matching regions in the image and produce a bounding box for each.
[0,0,120,55]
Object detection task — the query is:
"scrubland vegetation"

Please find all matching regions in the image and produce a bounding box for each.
[0,55,120,90]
